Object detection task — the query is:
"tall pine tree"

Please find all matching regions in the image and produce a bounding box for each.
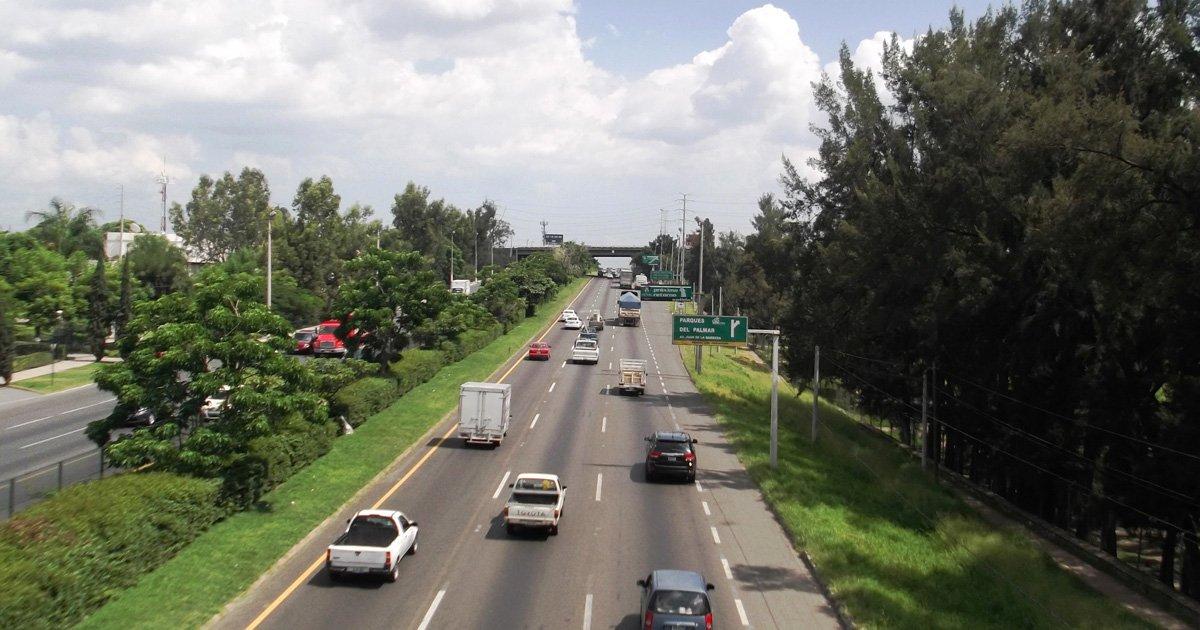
[87,258,111,361]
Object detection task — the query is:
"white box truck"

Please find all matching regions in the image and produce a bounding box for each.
[458,382,512,447]
[450,279,481,295]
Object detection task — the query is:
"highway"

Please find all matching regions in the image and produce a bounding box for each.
[0,384,114,481]
[215,277,839,629]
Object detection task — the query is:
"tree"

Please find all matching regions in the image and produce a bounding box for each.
[170,168,275,262]
[0,298,12,385]
[87,258,112,361]
[25,198,102,257]
[126,235,190,298]
[471,274,525,332]
[331,249,447,373]
[91,269,326,486]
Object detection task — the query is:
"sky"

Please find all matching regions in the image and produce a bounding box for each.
[0,0,997,246]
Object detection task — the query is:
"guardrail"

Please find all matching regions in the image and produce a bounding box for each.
[1,448,115,520]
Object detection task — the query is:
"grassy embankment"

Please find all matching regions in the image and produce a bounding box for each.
[685,347,1151,630]
[15,363,102,393]
[79,277,589,630]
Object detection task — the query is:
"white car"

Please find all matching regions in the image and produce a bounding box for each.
[563,316,584,330]
[504,474,566,536]
[201,385,232,421]
[326,510,419,582]
[571,338,600,364]
[560,308,577,322]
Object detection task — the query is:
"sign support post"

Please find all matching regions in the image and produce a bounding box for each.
[748,329,781,469]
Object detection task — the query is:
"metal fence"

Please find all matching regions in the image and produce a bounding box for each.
[1,448,115,520]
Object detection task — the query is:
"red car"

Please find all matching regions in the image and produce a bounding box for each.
[527,342,551,360]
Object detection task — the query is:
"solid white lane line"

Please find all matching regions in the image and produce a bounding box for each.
[595,473,603,502]
[10,416,53,429]
[548,382,556,393]
[492,471,511,499]
[20,427,86,449]
[60,398,116,415]
[583,593,593,630]
[601,417,607,433]
[531,413,540,429]
[416,589,447,630]
[735,599,750,626]
[711,526,721,544]
[721,557,733,580]
[702,501,711,516]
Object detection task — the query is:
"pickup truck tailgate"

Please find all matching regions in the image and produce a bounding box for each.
[329,545,390,570]
[508,505,554,522]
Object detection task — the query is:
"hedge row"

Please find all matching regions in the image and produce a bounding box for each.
[331,325,503,427]
[12,351,52,373]
[0,473,222,629]
[223,415,339,506]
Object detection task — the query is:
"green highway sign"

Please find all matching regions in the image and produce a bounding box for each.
[672,314,749,345]
[641,254,661,265]
[650,270,674,282]
[643,285,693,301]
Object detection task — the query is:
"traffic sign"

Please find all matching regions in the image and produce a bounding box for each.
[643,285,693,301]
[672,314,748,345]
[641,254,660,265]
[650,270,674,282]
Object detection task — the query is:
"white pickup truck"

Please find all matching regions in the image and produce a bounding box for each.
[503,473,566,536]
[326,509,419,582]
[571,338,600,364]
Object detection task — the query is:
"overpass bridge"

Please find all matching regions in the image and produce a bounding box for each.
[513,245,644,259]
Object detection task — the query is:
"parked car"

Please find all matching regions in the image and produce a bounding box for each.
[637,570,715,630]
[563,316,584,330]
[527,341,552,360]
[560,308,577,322]
[588,312,605,330]
[200,385,232,421]
[644,431,698,482]
[503,473,566,536]
[291,327,316,354]
[312,320,348,357]
[326,510,419,582]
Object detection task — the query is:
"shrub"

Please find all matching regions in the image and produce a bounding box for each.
[243,416,338,494]
[0,472,221,629]
[13,351,52,372]
[391,349,445,394]
[330,376,401,427]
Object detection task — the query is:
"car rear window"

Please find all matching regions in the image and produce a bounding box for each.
[650,590,710,615]
[294,331,314,340]
[509,492,558,505]
[654,440,690,453]
[318,324,337,335]
[575,340,597,349]
[514,478,558,491]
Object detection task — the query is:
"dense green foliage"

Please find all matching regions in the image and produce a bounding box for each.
[721,0,1200,599]
[0,473,222,629]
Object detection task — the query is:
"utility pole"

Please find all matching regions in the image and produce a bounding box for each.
[718,286,723,316]
[680,194,688,288]
[921,370,929,470]
[156,172,169,233]
[118,184,125,259]
[266,209,275,309]
[694,216,705,374]
[750,329,782,469]
[931,362,939,479]
[812,345,820,443]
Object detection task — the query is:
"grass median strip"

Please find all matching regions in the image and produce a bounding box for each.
[13,362,101,393]
[684,347,1151,630]
[78,277,588,630]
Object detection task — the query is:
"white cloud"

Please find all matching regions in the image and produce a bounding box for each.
[0,2,906,239]
[822,30,915,101]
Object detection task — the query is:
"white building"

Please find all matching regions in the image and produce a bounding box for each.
[104,230,205,266]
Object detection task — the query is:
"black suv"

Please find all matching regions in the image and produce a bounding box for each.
[644,431,698,482]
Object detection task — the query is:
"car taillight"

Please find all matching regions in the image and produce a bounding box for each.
[643,611,653,630]
[649,450,662,458]
[325,549,331,564]
[502,507,508,517]
[705,612,713,630]
[684,451,695,462]
[385,551,392,567]
[553,509,560,518]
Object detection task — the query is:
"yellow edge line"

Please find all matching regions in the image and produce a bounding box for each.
[244,278,593,630]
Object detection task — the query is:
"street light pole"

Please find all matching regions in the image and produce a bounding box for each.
[52,309,63,388]
[266,209,276,309]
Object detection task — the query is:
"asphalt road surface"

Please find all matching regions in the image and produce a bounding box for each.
[215,277,840,629]
[0,384,114,481]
